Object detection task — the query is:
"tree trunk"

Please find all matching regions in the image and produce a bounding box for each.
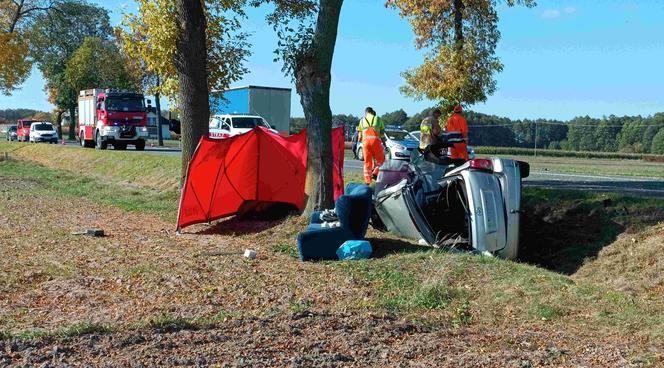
[68,106,75,140]
[453,0,464,52]
[174,0,210,186]
[297,0,344,215]
[55,110,63,139]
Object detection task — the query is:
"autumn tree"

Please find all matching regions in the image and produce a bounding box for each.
[29,0,113,139]
[0,0,62,94]
[260,0,344,213]
[389,0,535,112]
[64,37,138,92]
[122,0,249,182]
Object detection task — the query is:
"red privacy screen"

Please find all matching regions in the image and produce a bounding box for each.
[177,127,345,230]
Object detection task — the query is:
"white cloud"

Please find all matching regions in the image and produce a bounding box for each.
[542,9,561,19]
[563,6,576,14]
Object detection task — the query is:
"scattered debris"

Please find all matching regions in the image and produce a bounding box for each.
[244,249,257,259]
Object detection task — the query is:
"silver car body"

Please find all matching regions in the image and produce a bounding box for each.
[374,157,527,259]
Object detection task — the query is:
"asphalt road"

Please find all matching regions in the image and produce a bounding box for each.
[58,140,664,198]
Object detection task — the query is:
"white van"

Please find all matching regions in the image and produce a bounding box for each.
[208,114,277,139]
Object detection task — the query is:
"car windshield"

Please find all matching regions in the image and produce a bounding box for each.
[106,97,145,112]
[8,126,16,132]
[34,123,53,131]
[232,117,269,129]
[386,131,416,141]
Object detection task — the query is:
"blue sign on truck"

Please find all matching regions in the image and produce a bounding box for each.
[210,85,292,134]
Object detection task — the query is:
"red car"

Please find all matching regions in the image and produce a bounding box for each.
[16,119,38,142]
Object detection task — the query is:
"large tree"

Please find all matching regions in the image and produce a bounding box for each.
[389,0,535,112]
[0,0,62,94]
[263,0,344,213]
[29,0,113,138]
[123,0,249,182]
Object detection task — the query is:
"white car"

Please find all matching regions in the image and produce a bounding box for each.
[29,122,58,144]
[208,114,277,139]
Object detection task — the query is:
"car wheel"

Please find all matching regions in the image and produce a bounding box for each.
[357,148,363,161]
[80,134,85,147]
[114,142,127,150]
[95,131,107,150]
[135,139,145,151]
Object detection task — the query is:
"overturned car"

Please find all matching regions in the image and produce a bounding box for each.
[372,134,530,260]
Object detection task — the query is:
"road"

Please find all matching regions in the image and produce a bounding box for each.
[60,140,664,198]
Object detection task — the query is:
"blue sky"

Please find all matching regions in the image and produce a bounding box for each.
[1,0,663,120]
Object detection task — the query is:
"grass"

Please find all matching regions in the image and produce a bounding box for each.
[474,146,653,160]
[0,159,179,221]
[1,142,664,357]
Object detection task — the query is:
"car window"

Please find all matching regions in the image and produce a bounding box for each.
[34,123,53,131]
[208,118,220,129]
[105,97,145,112]
[385,131,415,141]
[9,126,16,132]
[231,117,268,129]
[221,121,231,131]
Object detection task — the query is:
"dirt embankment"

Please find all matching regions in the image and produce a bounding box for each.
[1,314,634,368]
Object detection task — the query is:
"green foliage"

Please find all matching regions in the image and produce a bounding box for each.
[64,37,138,92]
[0,108,42,123]
[30,1,114,113]
[651,129,664,154]
[381,109,408,126]
[119,0,251,103]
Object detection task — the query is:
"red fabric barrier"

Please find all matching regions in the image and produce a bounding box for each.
[177,127,345,230]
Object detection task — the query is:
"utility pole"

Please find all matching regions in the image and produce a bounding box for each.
[155,76,164,147]
[534,121,538,157]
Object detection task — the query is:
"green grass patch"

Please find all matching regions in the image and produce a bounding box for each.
[0,159,179,220]
[474,146,651,160]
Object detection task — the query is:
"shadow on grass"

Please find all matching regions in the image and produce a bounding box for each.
[518,188,664,275]
[367,237,431,258]
[193,202,299,236]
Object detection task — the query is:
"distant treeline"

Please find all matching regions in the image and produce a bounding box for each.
[291,109,664,155]
[0,108,43,124]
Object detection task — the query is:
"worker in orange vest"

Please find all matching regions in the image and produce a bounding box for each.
[357,107,385,185]
[447,105,469,161]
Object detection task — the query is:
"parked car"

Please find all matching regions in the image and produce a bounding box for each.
[409,130,475,159]
[29,122,58,143]
[6,125,17,141]
[356,128,419,161]
[208,114,277,139]
[373,134,530,260]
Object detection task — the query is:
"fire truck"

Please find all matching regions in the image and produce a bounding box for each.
[16,119,38,142]
[77,89,149,150]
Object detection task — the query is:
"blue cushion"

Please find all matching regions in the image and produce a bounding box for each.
[297,227,355,261]
[297,184,373,261]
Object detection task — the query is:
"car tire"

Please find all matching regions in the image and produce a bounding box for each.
[135,139,145,151]
[80,134,85,147]
[114,142,127,150]
[357,147,363,161]
[95,131,107,150]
